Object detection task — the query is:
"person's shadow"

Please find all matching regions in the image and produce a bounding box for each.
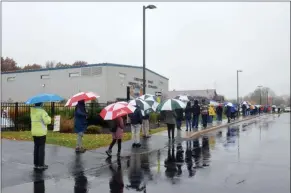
[107,158,124,193]
[192,139,202,169]
[201,136,211,167]
[185,141,195,177]
[164,145,178,184]
[176,142,184,177]
[126,152,146,192]
[33,170,45,193]
[69,154,88,193]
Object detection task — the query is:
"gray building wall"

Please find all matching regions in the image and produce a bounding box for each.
[1,64,168,103]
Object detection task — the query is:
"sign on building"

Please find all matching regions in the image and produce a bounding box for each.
[53,115,61,132]
[155,92,162,96]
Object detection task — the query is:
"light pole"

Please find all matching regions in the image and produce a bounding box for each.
[143,4,156,95]
[237,70,242,116]
[257,85,263,105]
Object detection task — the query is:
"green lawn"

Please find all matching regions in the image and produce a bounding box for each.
[1,127,166,150]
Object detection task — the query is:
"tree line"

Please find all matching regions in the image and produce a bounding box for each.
[1,57,88,72]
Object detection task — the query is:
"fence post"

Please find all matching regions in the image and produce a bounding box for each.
[15,102,19,131]
[50,102,55,131]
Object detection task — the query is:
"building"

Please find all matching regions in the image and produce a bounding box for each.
[1,63,169,103]
[166,89,224,102]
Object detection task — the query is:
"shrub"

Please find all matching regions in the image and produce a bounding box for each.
[60,117,74,133]
[86,125,102,134]
[149,112,160,124]
[7,106,31,126]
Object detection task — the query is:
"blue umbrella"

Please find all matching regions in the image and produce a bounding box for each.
[26,93,64,104]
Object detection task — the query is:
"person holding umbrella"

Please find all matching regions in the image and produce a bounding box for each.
[200,99,209,129]
[128,105,143,148]
[74,100,88,153]
[26,93,63,170]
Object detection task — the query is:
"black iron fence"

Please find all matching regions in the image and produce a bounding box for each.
[1,102,107,131]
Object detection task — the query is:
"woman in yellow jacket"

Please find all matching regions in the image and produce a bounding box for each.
[30,102,51,170]
[208,104,216,124]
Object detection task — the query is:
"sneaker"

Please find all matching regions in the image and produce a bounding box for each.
[106,150,112,157]
[76,147,86,153]
[132,143,136,148]
[35,165,48,170]
[135,143,141,148]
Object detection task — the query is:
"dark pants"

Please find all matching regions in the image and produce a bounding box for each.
[176,120,182,130]
[33,136,46,167]
[192,115,199,129]
[167,124,175,139]
[216,114,222,121]
[201,114,208,128]
[227,116,231,123]
[109,139,122,153]
[186,118,191,131]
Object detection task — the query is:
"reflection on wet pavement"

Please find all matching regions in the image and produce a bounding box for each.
[2,114,290,193]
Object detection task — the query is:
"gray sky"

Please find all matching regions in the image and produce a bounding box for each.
[2,2,290,99]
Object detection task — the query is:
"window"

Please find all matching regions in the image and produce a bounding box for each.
[40,75,50,79]
[81,67,91,76]
[119,73,126,79]
[7,77,15,82]
[69,72,80,77]
[92,67,102,76]
[148,80,153,84]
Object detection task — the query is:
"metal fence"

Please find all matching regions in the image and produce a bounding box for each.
[1,102,107,131]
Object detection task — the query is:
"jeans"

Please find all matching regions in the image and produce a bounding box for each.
[131,124,141,144]
[192,115,199,129]
[167,124,175,139]
[186,118,191,130]
[76,132,84,148]
[207,115,213,123]
[142,119,150,136]
[201,114,208,128]
[176,120,182,130]
[33,136,46,167]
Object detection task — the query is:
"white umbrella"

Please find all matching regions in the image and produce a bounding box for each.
[225,102,233,107]
[156,99,186,111]
[272,105,276,108]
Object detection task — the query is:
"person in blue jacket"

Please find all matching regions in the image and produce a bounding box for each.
[74,100,88,153]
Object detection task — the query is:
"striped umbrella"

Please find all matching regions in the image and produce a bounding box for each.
[174,95,193,102]
[65,92,100,107]
[156,99,186,112]
[100,102,136,120]
[129,99,152,111]
[138,94,158,107]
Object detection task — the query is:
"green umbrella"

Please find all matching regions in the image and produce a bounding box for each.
[156,99,186,112]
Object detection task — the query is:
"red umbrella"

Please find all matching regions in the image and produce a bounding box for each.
[100,102,136,120]
[65,92,100,107]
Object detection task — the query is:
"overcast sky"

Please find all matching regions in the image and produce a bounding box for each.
[2,2,290,98]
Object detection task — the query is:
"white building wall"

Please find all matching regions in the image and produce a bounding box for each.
[1,66,108,103]
[1,64,169,103]
[106,66,168,101]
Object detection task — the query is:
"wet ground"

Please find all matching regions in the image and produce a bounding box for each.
[2,113,290,193]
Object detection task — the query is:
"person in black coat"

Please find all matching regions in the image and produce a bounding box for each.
[191,100,201,130]
[216,104,223,122]
[175,108,184,130]
[185,101,192,131]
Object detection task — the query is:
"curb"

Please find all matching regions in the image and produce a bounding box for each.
[188,114,266,139]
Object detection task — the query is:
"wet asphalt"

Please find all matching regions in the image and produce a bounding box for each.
[2,113,290,193]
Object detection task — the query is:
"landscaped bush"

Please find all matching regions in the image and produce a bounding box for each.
[7,106,31,126]
[149,112,161,124]
[86,125,102,134]
[60,117,74,133]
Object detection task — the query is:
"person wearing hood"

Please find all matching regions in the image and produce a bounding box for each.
[208,104,216,124]
[74,100,88,153]
[225,105,232,123]
[30,102,51,170]
[175,108,184,131]
[163,110,177,140]
[191,100,200,130]
[185,101,192,131]
[200,99,209,129]
[129,105,143,148]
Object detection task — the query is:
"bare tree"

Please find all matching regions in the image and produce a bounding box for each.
[23,64,43,70]
[45,61,56,68]
[55,62,71,68]
[72,61,88,66]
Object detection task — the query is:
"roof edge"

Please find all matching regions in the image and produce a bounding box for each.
[1,63,169,80]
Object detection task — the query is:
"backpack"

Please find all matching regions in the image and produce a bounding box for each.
[108,120,118,133]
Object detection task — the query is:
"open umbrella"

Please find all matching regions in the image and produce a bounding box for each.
[225,102,233,107]
[209,100,219,106]
[156,99,186,112]
[100,102,136,120]
[65,92,100,107]
[26,93,64,104]
[174,95,193,102]
[129,99,152,112]
[272,105,276,108]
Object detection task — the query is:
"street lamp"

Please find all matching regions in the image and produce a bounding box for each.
[237,70,242,116]
[257,85,263,105]
[143,4,156,95]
